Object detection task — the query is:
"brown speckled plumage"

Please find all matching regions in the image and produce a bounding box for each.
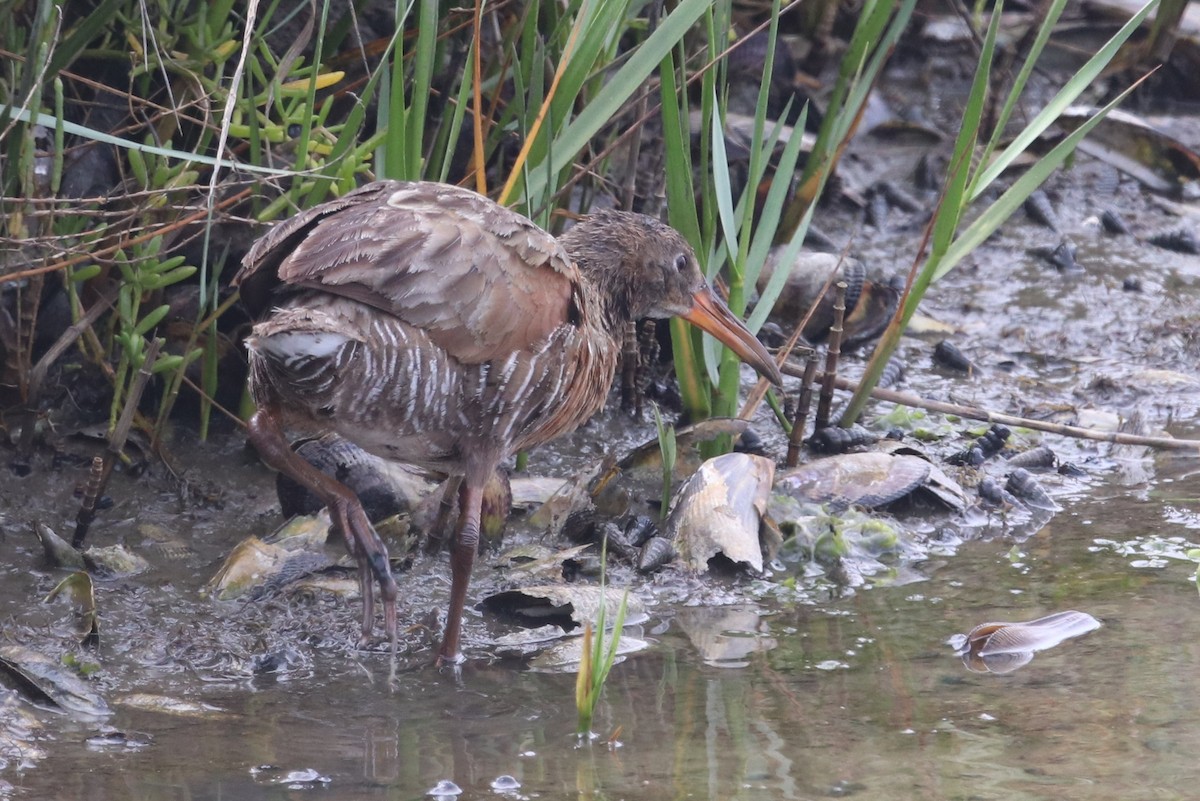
[233,180,780,663]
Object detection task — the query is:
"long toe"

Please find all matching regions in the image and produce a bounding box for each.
[357,559,375,647]
[383,596,398,652]
[378,561,399,648]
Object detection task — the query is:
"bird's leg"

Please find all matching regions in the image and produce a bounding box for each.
[437,479,482,665]
[246,409,399,647]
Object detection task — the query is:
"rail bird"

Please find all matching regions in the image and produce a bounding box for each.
[233,180,781,663]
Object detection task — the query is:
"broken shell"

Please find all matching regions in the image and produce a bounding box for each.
[529,464,600,537]
[510,475,573,508]
[480,585,647,630]
[776,452,930,509]
[33,522,84,569]
[526,633,650,672]
[116,693,227,718]
[43,571,99,644]
[491,624,574,653]
[920,462,968,512]
[137,523,194,560]
[665,453,775,573]
[262,509,331,549]
[83,544,150,578]
[206,536,331,600]
[0,645,111,719]
[500,543,593,580]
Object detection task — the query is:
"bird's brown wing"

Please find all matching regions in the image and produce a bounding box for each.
[234,181,582,364]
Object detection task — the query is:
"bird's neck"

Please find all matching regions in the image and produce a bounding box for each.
[562,247,639,336]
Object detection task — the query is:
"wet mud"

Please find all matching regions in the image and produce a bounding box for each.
[3,50,1200,801]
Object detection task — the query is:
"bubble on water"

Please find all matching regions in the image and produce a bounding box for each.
[427,779,463,797]
[490,775,521,791]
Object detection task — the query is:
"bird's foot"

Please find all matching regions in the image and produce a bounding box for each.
[435,646,465,668]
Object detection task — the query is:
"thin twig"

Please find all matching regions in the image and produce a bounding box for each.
[786,350,820,468]
[783,358,1200,452]
[179,372,245,428]
[739,238,857,421]
[72,456,105,549]
[26,284,118,404]
[72,338,163,548]
[0,187,253,285]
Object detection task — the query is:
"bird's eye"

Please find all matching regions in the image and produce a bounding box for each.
[673,253,689,272]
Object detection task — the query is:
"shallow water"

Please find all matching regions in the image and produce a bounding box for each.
[4,452,1200,801]
[5,39,1200,801]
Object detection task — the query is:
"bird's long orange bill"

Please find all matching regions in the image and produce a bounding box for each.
[683,287,783,386]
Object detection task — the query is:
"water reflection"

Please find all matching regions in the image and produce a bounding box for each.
[7,454,1200,801]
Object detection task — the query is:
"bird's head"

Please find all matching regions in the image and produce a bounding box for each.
[561,210,782,386]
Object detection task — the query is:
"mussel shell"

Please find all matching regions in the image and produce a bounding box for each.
[277,433,432,521]
[526,633,650,672]
[1023,188,1060,231]
[933,340,973,373]
[776,452,931,509]
[665,453,775,573]
[1006,445,1057,470]
[0,645,111,718]
[33,522,84,570]
[959,649,1035,674]
[757,251,897,348]
[206,536,332,601]
[919,462,967,512]
[480,585,648,630]
[1099,208,1129,235]
[83,544,150,578]
[1006,468,1056,511]
[978,476,1016,507]
[637,537,676,573]
[1147,228,1199,254]
[807,425,878,454]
